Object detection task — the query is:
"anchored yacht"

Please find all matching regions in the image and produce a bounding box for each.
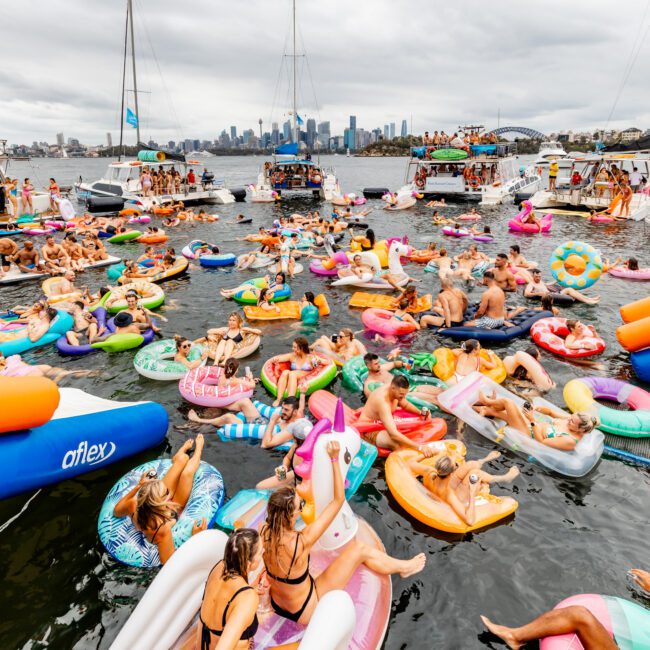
[535,140,569,163]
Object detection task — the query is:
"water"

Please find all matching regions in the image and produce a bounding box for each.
[1,155,649,649]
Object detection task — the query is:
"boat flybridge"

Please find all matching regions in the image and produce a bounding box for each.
[249,144,339,202]
[75,154,235,207]
[535,140,569,163]
[398,127,539,205]
[530,153,650,221]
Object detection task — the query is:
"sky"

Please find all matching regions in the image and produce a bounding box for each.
[3,0,650,145]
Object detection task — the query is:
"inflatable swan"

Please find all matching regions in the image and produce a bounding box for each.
[332,240,412,289]
[111,401,389,649]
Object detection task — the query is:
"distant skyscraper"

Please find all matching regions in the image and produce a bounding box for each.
[306,118,317,147]
[106,132,113,148]
[383,125,389,140]
[168,140,176,150]
[283,120,292,142]
[389,123,396,139]
[271,122,280,146]
[230,126,237,141]
[56,132,64,147]
[349,116,357,130]
[401,119,408,137]
[344,128,355,151]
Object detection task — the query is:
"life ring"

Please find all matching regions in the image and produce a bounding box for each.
[468,176,481,189]
[415,176,425,189]
[549,240,602,289]
[128,161,143,166]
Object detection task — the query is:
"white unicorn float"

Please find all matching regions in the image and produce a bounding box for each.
[382,188,420,210]
[110,400,391,649]
[332,240,412,289]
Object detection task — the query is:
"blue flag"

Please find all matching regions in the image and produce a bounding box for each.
[296,113,304,126]
[126,107,138,128]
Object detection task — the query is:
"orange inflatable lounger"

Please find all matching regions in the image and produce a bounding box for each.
[348,292,433,313]
[616,316,650,352]
[620,296,650,324]
[0,376,60,434]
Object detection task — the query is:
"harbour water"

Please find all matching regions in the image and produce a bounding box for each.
[1,155,649,648]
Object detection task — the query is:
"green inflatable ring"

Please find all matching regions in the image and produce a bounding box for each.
[91,333,145,353]
[134,339,205,380]
[231,277,291,305]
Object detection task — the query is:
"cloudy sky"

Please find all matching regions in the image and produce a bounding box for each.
[4,0,650,145]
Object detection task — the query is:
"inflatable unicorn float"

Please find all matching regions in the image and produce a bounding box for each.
[382,188,421,210]
[111,400,391,649]
[331,191,367,207]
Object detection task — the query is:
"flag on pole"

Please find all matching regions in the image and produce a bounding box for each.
[126,108,138,128]
[296,113,304,126]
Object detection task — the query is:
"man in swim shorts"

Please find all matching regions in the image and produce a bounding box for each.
[465,271,511,329]
[490,254,518,292]
[357,375,434,455]
[42,235,70,274]
[420,278,468,329]
[14,241,46,274]
[0,237,19,277]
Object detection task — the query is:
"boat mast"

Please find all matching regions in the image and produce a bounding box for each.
[292,0,298,147]
[118,1,129,161]
[128,0,141,147]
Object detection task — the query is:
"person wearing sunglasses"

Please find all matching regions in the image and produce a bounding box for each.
[112,436,208,564]
[173,335,208,369]
[312,327,367,364]
[262,440,426,625]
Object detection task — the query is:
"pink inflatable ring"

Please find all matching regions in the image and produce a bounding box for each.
[531,317,605,358]
[361,308,417,336]
[178,366,253,407]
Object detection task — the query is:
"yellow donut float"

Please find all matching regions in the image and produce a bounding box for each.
[549,240,602,289]
[433,347,506,384]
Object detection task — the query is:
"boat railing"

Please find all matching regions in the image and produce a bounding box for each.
[410,142,517,160]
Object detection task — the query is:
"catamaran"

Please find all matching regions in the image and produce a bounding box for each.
[248,0,339,202]
[397,125,540,205]
[75,0,235,208]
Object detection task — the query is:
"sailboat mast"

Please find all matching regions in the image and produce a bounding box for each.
[128,0,141,146]
[118,2,129,161]
[292,0,298,146]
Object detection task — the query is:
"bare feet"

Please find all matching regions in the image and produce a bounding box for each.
[503,467,520,482]
[173,439,194,463]
[480,616,522,650]
[485,450,501,462]
[399,552,426,578]
[194,433,205,458]
[187,409,203,424]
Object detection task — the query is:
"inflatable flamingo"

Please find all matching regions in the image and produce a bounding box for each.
[508,200,553,233]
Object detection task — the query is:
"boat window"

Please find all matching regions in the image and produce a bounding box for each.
[118,167,134,182]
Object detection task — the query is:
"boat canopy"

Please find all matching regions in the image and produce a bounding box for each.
[275,143,299,155]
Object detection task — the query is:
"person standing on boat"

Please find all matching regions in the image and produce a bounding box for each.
[548,159,559,191]
[48,178,60,213]
[140,169,152,197]
[432,131,440,146]
[629,166,642,193]
[20,178,34,215]
[187,168,196,191]
[422,131,431,145]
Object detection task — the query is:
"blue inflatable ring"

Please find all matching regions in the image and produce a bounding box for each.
[98,458,224,568]
[550,240,602,289]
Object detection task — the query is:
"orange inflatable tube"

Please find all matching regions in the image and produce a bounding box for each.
[136,234,169,245]
[119,208,141,218]
[0,376,60,434]
[349,292,432,313]
[616,316,650,352]
[620,296,650,324]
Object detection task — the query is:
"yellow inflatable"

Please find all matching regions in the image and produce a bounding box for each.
[348,292,432,313]
[244,295,329,321]
[385,441,518,533]
[349,239,390,267]
[433,347,506,383]
[41,277,82,305]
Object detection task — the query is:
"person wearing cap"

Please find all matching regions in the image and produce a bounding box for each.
[548,158,559,191]
[111,311,143,335]
[260,393,307,450]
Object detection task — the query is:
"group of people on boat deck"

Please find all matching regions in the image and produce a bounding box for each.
[414,162,499,186]
[422,130,498,148]
[139,166,212,197]
[2,177,63,216]
[265,161,323,188]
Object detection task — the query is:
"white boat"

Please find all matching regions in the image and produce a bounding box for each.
[0,144,51,218]
[534,140,569,163]
[249,0,339,202]
[75,0,234,208]
[76,159,235,207]
[530,153,650,221]
[398,127,523,205]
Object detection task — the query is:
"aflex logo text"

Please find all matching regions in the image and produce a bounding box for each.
[62,441,116,469]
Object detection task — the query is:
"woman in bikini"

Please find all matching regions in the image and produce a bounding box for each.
[312,328,367,364]
[262,440,426,626]
[473,391,597,450]
[112,436,208,564]
[447,339,497,385]
[271,337,322,407]
[408,451,519,526]
[20,178,34,215]
[504,346,556,392]
[195,528,262,650]
[199,313,261,366]
[349,227,376,251]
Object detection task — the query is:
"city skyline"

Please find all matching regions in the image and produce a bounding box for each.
[3,1,649,145]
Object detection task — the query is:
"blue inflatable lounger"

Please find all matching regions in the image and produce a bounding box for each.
[0,388,168,501]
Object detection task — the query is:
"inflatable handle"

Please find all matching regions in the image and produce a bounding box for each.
[295,418,332,480]
[298,590,356,650]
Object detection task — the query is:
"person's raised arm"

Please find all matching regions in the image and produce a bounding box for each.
[302,441,344,546]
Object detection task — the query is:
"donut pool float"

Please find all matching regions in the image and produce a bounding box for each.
[134,339,206,381]
[97,459,224,568]
[531,317,605,358]
[260,353,337,398]
[550,241,602,289]
[179,365,253,407]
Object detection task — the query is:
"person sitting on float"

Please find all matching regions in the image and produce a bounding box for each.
[473,391,597,450]
[261,442,426,625]
[112,436,208,564]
